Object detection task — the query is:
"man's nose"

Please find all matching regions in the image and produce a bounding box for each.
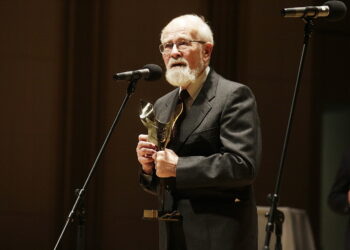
[170,44,182,58]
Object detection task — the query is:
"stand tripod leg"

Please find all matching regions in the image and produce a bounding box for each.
[274,209,285,250]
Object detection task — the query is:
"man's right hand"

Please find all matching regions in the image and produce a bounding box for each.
[136,134,157,175]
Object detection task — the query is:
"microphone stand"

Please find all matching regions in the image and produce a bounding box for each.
[53,75,141,250]
[263,18,314,250]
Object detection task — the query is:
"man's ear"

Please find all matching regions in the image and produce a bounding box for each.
[202,43,213,61]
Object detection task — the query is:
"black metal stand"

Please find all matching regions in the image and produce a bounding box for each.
[263,18,314,250]
[53,76,141,250]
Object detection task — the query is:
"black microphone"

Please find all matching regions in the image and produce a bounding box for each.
[113,64,162,81]
[281,1,347,21]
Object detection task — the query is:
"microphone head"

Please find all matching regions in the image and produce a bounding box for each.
[324,0,347,21]
[143,64,162,81]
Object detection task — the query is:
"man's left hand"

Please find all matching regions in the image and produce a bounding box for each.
[153,148,178,178]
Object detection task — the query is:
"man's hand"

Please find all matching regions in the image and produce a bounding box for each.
[153,148,178,178]
[136,134,157,175]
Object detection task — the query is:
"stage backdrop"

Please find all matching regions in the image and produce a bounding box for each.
[0,0,349,249]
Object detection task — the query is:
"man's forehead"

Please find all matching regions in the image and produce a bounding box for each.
[162,27,198,43]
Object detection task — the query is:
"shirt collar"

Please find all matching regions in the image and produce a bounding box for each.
[180,66,210,102]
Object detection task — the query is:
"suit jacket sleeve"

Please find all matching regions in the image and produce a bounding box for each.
[139,170,158,195]
[176,83,261,191]
[328,151,350,214]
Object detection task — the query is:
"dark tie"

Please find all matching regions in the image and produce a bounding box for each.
[160,89,189,214]
[172,89,190,140]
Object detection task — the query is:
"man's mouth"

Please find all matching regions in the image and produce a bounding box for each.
[170,62,187,68]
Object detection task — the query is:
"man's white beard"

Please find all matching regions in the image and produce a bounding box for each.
[165,59,203,88]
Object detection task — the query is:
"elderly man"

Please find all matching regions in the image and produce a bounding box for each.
[136,14,261,250]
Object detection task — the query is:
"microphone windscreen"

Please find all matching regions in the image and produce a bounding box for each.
[143,64,162,81]
[324,0,347,21]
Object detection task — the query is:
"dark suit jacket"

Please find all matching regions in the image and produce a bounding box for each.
[140,69,261,250]
[328,150,350,250]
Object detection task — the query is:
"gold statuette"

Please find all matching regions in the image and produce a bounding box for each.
[139,100,182,221]
[139,100,175,150]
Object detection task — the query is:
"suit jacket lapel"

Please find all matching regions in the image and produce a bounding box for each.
[155,89,179,124]
[175,69,219,152]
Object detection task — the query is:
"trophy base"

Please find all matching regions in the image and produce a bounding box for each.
[143,209,182,221]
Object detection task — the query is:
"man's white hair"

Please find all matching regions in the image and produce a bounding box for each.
[160,14,214,44]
